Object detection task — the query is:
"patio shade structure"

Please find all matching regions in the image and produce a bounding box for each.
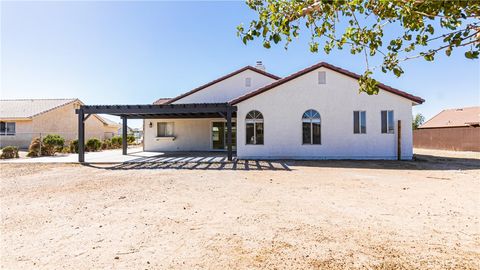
[76,103,237,162]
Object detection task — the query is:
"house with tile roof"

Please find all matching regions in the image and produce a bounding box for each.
[0,99,120,148]
[414,106,479,151]
[138,61,424,160]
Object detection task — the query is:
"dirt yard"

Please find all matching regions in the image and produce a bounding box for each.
[1,151,479,269]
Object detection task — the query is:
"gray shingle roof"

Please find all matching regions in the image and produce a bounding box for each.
[0,99,78,119]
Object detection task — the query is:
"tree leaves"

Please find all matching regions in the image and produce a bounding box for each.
[237,0,480,95]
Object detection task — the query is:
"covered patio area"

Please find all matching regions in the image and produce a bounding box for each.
[76,103,237,162]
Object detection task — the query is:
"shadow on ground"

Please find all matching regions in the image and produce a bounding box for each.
[82,153,479,171]
[84,159,291,171]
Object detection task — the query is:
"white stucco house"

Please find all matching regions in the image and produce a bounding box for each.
[142,61,424,160]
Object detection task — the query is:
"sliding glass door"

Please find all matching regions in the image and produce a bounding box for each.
[211,122,236,150]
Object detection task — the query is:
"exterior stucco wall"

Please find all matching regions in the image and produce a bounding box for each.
[0,101,116,148]
[172,70,277,104]
[143,118,225,152]
[0,120,33,148]
[235,67,414,160]
[32,101,107,142]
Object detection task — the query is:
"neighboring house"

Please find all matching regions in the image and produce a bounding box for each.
[0,98,120,148]
[143,61,424,160]
[414,106,480,151]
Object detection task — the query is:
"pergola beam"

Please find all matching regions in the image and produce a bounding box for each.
[75,103,237,162]
[76,103,236,115]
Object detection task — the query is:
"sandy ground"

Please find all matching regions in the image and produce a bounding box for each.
[1,151,479,269]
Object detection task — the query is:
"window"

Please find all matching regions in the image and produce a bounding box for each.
[318,71,326,84]
[245,110,264,145]
[157,122,174,137]
[381,110,394,134]
[0,122,15,136]
[353,111,366,134]
[302,109,321,144]
[245,77,251,87]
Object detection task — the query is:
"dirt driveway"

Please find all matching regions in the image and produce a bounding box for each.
[1,152,479,269]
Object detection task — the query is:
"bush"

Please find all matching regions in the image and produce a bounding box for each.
[86,138,102,152]
[69,140,78,153]
[27,137,43,157]
[42,134,65,156]
[110,136,122,149]
[127,134,136,145]
[0,146,19,159]
[101,138,112,150]
[61,146,70,154]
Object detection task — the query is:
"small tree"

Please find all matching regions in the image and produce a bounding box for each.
[27,137,43,157]
[42,134,65,156]
[127,134,136,145]
[0,146,19,159]
[69,139,79,153]
[412,113,425,129]
[110,136,122,149]
[86,138,102,152]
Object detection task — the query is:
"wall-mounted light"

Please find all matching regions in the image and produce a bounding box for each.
[149,122,153,128]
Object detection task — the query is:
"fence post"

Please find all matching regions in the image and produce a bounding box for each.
[397,120,401,160]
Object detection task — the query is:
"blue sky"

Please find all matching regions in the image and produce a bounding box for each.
[1,1,479,128]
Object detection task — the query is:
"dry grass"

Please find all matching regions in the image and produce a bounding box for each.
[1,152,479,269]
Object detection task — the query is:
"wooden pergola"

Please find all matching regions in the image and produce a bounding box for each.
[75,103,237,162]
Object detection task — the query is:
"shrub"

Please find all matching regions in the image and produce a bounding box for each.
[101,138,111,150]
[61,146,70,154]
[42,134,65,156]
[86,138,102,152]
[69,140,78,153]
[127,134,136,145]
[27,137,43,157]
[110,136,122,149]
[0,146,19,159]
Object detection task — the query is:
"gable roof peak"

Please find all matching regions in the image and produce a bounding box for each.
[163,65,280,104]
[230,61,424,105]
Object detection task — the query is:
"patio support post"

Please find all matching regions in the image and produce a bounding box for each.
[78,108,85,162]
[122,116,127,155]
[226,107,232,161]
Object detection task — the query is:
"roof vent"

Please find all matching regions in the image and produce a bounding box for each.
[255,61,266,71]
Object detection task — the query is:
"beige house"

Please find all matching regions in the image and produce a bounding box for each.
[0,99,120,148]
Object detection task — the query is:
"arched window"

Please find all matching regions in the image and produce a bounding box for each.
[302,109,321,144]
[245,110,264,145]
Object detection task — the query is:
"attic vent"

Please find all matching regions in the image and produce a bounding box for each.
[245,77,252,87]
[318,71,326,84]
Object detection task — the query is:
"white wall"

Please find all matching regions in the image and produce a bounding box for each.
[144,118,224,152]
[236,67,415,160]
[172,69,277,104]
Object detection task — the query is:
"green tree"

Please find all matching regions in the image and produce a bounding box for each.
[238,0,479,94]
[412,113,425,129]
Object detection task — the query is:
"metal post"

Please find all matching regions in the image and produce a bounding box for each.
[122,116,127,155]
[226,107,232,161]
[78,109,85,162]
[397,120,402,160]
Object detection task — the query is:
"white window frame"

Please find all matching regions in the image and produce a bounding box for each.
[156,122,174,137]
[245,110,264,145]
[381,110,395,134]
[353,111,367,134]
[0,122,16,136]
[302,109,321,145]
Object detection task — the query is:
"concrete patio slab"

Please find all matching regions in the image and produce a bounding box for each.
[0,147,234,164]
